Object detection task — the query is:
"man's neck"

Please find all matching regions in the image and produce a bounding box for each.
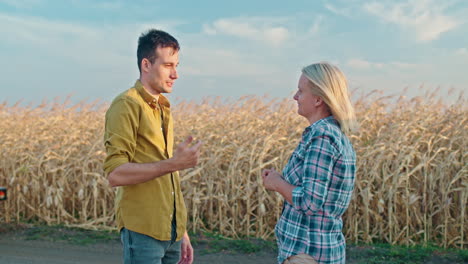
[139,78,160,101]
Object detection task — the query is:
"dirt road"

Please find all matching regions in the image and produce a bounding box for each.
[0,236,277,264]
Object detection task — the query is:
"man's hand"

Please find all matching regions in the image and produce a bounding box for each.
[178,231,193,264]
[172,136,202,171]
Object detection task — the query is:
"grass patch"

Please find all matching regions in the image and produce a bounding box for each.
[24,225,119,245]
[346,243,468,264]
[1,223,119,245]
[189,231,277,255]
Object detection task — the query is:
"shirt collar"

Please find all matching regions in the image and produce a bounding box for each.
[304,115,337,134]
[134,80,171,109]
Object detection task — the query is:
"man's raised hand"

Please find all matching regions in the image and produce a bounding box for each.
[172,136,202,171]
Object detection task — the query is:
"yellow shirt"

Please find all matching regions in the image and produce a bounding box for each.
[103,80,187,241]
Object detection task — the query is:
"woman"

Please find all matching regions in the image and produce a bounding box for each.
[262,62,356,264]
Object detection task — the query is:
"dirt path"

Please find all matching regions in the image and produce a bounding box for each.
[0,236,277,264]
[0,238,120,264]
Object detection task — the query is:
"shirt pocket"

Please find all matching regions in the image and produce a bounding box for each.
[139,111,164,139]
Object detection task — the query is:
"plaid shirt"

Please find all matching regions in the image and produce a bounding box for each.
[275,116,356,264]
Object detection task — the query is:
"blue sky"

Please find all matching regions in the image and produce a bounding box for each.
[1,0,467,105]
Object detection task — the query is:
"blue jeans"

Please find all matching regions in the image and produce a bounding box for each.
[120,226,181,264]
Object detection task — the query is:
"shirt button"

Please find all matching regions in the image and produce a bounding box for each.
[172,192,174,195]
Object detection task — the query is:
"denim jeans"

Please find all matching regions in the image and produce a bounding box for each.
[120,222,181,264]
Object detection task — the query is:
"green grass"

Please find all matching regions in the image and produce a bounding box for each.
[189,231,277,254]
[1,223,119,245]
[24,225,119,245]
[346,243,468,264]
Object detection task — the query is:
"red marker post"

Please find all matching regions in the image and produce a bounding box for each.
[0,187,6,201]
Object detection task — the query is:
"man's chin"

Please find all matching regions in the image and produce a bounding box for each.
[162,88,173,93]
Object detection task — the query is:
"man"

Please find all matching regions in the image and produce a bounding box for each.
[104,29,202,264]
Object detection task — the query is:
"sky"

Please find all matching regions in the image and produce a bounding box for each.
[1,0,467,105]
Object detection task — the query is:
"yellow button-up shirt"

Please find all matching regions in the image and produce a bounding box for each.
[103,80,187,241]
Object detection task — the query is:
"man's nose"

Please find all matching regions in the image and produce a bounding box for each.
[171,69,178,79]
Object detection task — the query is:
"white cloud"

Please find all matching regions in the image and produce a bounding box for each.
[202,24,216,35]
[206,19,258,38]
[0,11,293,102]
[309,15,323,34]
[364,0,460,42]
[324,3,352,17]
[1,3,464,104]
[347,59,383,69]
[87,1,123,10]
[0,13,98,45]
[456,48,467,55]
[264,27,289,45]
[181,47,277,77]
[203,17,290,47]
[0,12,182,66]
[390,62,419,69]
[347,58,419,70]
[0,0,42,9]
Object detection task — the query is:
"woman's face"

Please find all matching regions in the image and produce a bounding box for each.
[293,74,320,120]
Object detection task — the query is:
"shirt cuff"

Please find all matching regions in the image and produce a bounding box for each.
[104,157,129,175]
[291,186,316,214]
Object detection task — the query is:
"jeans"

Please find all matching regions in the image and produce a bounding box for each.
[120,222,181,264]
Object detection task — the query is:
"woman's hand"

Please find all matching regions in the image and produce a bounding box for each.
[262,168,295,204]
[261,168,284,191]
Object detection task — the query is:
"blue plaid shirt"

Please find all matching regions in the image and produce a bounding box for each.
[275,116,356,264]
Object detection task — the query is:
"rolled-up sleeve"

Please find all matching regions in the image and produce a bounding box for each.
[292,135,336,215]
[103,98,140,175]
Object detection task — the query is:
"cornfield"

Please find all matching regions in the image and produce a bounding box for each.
[0,91,466,248]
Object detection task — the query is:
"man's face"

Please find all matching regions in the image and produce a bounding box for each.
[143,46,179,95]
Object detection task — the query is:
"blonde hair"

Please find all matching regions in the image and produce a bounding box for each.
[302,62,357,134]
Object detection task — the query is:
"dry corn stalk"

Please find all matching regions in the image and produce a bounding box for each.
[0,91,466,248]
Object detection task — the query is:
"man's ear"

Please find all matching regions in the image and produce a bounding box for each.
[141,58,150,73]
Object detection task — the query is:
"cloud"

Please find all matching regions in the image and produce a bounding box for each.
[203,17,290,47]
[0,11,285,78]
[324,3,352,18]
[364,0,461,42]
[0,13,97,45]
[76,1,123,10]
[181,47,278,77]
[0,0,42,9]
[456,48,467,55]
[390,62,419,69]
[0,11,295,102]
[0,12,182,66]
[309,15,323,34]
[347,59,384,69]
[347,58,419,70]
